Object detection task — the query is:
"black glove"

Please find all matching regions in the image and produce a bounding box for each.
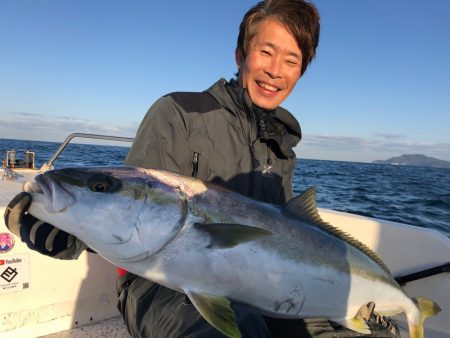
[4,192,31,235]
[4,192,86,258]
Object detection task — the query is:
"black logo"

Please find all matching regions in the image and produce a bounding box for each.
[1,266,18,283]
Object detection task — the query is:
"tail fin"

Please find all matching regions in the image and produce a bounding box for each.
[408,297,441,338]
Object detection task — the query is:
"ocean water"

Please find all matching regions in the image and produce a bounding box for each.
[2,138,449,237]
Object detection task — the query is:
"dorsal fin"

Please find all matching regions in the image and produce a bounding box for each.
[285,187,390,274]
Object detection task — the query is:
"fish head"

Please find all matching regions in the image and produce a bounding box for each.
[24,166,188,261]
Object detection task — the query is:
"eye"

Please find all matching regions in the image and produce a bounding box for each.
[92,181,108,192]
[286,58,300,66]
[87,174,122,193]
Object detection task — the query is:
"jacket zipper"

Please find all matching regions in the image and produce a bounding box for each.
[191,152,199,178]
[249,144,257,197]
[247,108,258,198]
[234,105,257,198]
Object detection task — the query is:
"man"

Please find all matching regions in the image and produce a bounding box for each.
[5,1,399,337]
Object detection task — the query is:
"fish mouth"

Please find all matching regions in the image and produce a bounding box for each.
[23,174,75,213]
[23,178,43,194]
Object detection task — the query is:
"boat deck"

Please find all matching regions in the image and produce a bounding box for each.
[39,317,130,338]
[0,168,38,206]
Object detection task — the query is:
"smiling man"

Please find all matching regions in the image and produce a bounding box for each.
[5,0,399,337]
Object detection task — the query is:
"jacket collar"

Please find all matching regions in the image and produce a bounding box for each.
[207,78,302,158]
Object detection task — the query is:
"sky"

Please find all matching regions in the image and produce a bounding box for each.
[1,0,449,163]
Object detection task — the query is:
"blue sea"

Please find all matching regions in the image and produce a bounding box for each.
[2,138,449,237]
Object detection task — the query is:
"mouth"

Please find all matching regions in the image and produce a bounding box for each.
[23,175,46,195]
[23,174,75,213]
[256,81,280,93]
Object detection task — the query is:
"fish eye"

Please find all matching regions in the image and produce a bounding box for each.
[87,174,122,193]
[92,181,108,192]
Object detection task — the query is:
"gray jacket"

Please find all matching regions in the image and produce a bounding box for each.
[126,78,301,205]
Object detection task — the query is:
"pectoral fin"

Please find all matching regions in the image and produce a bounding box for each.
[194,223,272,249]
[185,290,241,338]
[334,316,371,334]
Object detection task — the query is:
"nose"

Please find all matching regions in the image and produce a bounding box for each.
[265,55,283,79]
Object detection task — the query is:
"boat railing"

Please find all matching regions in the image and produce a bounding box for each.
[39,132,134,172]
[395,261,450,286]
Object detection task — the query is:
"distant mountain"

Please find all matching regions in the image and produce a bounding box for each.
[373,154,450,168]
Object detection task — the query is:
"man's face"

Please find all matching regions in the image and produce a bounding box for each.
[236,18,302,110]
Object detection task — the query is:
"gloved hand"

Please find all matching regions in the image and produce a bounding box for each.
[4,192,87,259]
[357,301,376,321]
[357,302,400,337]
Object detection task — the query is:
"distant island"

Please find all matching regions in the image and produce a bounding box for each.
[373,154,450,169]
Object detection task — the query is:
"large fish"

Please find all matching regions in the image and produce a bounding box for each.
[22,167,440,338]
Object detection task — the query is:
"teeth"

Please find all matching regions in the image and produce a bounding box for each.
[258,82,278,92]
[23,181,43,193]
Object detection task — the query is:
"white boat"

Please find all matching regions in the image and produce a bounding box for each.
[1,133,449,338]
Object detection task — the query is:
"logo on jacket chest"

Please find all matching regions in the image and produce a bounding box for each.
[262,163,273,176]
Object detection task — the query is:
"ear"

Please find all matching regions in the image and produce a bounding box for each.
[235,47,244,69]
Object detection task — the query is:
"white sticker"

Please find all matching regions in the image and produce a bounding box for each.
[0,254,30,294]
